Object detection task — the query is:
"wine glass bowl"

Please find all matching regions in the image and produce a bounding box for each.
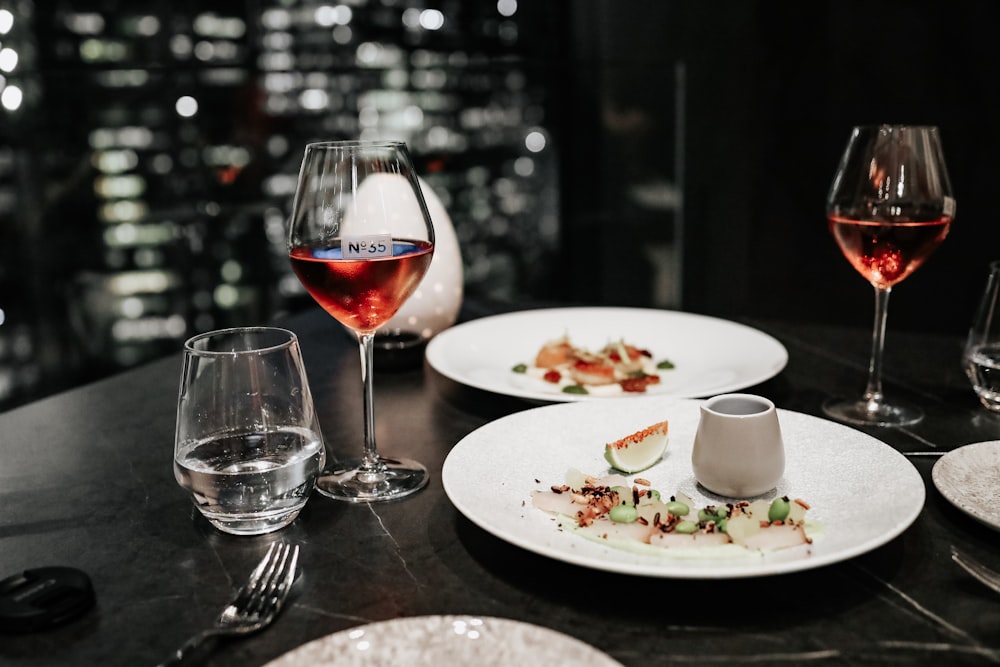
[287,140,435,501]
[824,125,955,427]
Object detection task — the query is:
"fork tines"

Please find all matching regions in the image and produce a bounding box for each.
[237,542,300,619]
[951,545,1000,595]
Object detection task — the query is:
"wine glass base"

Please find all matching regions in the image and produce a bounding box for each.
[822,397,923,427]
[315,457,428,503]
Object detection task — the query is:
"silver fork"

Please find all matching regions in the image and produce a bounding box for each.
[158,542,300,666]
[951,545,1000,596]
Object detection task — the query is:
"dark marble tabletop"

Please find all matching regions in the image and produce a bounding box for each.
[1,302,998,666]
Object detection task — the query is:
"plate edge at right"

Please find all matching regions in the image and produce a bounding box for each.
[932,440,1000,532]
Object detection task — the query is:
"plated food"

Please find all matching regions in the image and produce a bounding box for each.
[531,417,815,558]
[425,307,789,402]
[532,470,814,558]
[512,335,675,396]
[442,396,925,579]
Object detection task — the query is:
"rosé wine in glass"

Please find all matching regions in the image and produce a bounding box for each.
[286,140,435,501]
[828,215,951,289]
[823,125,955,427]
[289,240,433,332]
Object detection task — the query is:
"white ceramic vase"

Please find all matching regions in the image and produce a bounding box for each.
[376,176,463,348]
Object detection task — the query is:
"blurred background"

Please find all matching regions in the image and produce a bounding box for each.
[1,0,997,411]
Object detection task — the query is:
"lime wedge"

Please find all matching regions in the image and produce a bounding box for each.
[603,420,669,473]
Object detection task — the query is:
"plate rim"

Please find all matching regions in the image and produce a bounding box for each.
[425,306,789,402]
[263,614,623,667]
[442,396,925,579]
[932,440,1000,532]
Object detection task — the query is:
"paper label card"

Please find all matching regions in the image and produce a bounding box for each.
[342,234,393,259]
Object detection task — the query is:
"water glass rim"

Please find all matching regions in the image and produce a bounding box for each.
[303,139,407,150]
[183,326,299,356]
[850,123,941,134]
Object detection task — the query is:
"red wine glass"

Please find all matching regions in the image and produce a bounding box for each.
[287,140,435,501]
[825,124,955,426]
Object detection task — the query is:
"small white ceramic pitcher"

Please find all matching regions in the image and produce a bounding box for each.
[691,393,784,498]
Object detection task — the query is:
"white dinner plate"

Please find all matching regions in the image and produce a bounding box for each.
[425,307,788,402]
[932,440,1000,532]
[263,615,622,667]
[442,396,925,579]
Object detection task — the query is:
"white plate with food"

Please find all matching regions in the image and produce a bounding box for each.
[932,440,1000,532]
[264,615,622,667]
[441,396,925,579]
[425,307,788,402]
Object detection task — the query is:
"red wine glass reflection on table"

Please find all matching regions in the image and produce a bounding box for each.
[825,125,955,427]
[286,140,435,501]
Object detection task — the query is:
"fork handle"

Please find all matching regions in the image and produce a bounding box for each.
[156,630,219,667]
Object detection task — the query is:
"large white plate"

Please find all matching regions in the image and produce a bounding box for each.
[264,615,622,667]
[442,396,925,579]
[932,440,1000,532]
[425,307,788,402]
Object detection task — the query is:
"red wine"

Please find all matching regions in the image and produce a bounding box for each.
[289,239,433,332]
[828,215,951,288]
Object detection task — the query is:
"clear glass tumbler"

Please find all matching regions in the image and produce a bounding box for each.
[964,261,1000,412]
[174,327,326,535]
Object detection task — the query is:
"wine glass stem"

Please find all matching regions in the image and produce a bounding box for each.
[863,284,892,409]
[357,331,383,474]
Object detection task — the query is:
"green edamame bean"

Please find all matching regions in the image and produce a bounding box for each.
[674,520,698,534]
[609,503,638,523]
[665,501,689,517]
[768,497,790,522]
[646,489,661,502]
[698,505,726,523]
